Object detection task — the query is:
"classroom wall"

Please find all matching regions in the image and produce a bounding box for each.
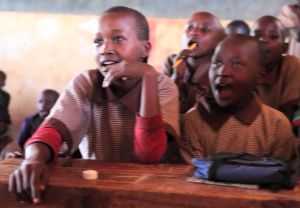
[0,0,294,140]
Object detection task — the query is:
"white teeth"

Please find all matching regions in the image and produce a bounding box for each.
[103,61,115,65]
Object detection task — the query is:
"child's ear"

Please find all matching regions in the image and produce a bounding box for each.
[282,42,289,54]
[256,67,266,84]
[141,41,151,58]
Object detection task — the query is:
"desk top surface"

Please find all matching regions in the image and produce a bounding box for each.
[0,158,299,208]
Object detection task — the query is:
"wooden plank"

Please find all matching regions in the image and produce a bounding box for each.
[0,158,300,208]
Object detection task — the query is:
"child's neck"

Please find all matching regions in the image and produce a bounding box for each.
[265,57,282,73]
[222,94,253,115]
[110,79,139,98]
[186,53,213,72]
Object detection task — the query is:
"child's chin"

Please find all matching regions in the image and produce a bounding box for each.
[216,100,232,108]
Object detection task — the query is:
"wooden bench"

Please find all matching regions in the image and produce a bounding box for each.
[0,158,299,208]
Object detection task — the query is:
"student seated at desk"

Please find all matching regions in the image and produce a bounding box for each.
[17,89,59,150]
[161,12,225,113]
[8,6,179,204]
[179,34,298,164]
[251,16,300,121]
[0,71,10,108]
[0,105,21,162]
[0,70,11,124]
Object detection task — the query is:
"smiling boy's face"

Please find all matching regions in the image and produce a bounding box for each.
[251,16,286,65]
[209,36,262,109]
[93,11,150,76]
[182,12,224,58]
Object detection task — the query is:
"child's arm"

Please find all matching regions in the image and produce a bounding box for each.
[279,56,300,121]
[0,136,21,161]
[102,61,170,163]
[134,69,166,163]
[161,52,195,113]
[0,141,21,161]
[273,114,299,161]
[8,71,93,204]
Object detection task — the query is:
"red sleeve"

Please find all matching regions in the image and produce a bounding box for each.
[134,112,167,163]
[293,119,300,127]
[24,125,62,160]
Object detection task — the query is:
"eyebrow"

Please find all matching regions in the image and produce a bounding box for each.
[95,30,124,36]
[200,22,210,26]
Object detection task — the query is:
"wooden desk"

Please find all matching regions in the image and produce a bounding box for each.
[0,158,300,208]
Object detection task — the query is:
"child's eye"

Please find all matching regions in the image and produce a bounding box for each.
[232,61,241,68]
[113,36,125,42]
[212,61,221,66]
[201,28,210,32]
[269,34,278,39]
[186,26,193,31]
[94,38,103,44]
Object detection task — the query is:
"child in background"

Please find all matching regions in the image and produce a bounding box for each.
[17,89,59,150]
[180,35,297,164]
[9,6,179,204]
[0,71,10,108]
[0,104,21,161]
[161,12,225,113]
[0,71,11,124]
[251,15,300,121]
[225,20,250,36]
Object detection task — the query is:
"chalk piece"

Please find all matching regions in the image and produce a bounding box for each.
[83,170,98,180]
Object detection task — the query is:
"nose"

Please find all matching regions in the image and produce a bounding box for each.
[41,101,48,110]
[190,27,199,37]
[258,35,268,44]
[99,40,113,55]
[217,63,231,77]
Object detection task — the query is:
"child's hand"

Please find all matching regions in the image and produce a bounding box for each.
[172,49,193,79]
[101,61,156,87]
[0,142,22,162]
[8,158,49,204]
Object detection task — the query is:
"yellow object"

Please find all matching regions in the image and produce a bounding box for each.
[173,43,197,67]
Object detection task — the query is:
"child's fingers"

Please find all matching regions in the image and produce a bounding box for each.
[101,67,109,72]
[178,49,193,58]
[102,69,124,88]
[30,168,42,204]
[9,173,25,203]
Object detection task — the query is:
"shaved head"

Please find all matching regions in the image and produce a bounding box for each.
[252,15,286,41]
[191,12,226,41]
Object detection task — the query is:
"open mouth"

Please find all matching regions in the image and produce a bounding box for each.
[216,83,233,96]
[188,40,198,48]
[101,61,118,67]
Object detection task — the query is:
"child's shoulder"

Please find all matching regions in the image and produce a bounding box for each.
[260,103,291,126]
[0,90,10,96]
[157,72,178,93]
[180,107,200,123]
[164,54,177,63]
[70,69,100,86]
[281,55,300,70]
[161,54,177,75]
[75,69,99,81]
